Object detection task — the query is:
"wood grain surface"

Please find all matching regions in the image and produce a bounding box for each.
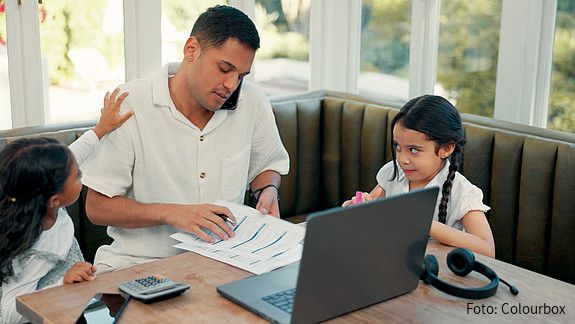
[17,240,575,323]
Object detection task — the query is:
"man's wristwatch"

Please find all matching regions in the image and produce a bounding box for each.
[250,184,280,201]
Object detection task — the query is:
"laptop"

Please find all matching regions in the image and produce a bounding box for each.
[217,187,439,324]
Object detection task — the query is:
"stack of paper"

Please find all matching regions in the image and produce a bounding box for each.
[171,200,305,274]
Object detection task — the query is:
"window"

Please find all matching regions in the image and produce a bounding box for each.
[359,0,411,102]
[161,0,226,65]
[549,0,575,133]
[38,0,125,124]
[0,0,11,130]
[253,0,310,96]
[437,1,501,117]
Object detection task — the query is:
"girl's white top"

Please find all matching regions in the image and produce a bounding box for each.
[376,160,490,230]
[1,130,99,324]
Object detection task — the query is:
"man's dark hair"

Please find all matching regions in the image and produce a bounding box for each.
[191,5,260,51]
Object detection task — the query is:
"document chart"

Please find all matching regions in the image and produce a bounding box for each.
[171,200,305,274]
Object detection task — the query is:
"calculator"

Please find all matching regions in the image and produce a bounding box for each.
[118,274,190,303]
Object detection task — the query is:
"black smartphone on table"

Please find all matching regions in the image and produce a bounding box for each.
[75,293,130,324]
[220,79,243,110]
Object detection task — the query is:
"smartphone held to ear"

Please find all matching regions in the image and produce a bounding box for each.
[75,293,130,324]
[220,80,243,110]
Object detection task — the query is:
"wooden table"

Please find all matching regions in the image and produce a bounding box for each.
[17,241,575,323]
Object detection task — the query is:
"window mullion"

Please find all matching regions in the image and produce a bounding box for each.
[533,0,557,128]
[123,0,161,81]
[494,0,557,127]
[5,0,45,127]
[310,0,361,93]
[408,0,440,98]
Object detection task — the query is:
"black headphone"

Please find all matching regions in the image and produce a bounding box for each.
[420,248,519,299]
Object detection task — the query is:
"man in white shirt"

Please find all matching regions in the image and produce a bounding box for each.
[81,5,289,272]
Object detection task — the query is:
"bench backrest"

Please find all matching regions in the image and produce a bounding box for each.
[1,91,573,284]
[270,91,575,284]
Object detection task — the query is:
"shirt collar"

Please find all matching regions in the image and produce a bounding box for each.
[425,160,451,188]
[152,63,180,108]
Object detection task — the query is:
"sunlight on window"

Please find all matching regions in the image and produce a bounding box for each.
[253,0,310,96]
[0,0,11,130]
[359,0,411,103]
[38,0,125,125]
[436,1,501,118]
[161,0,226,65]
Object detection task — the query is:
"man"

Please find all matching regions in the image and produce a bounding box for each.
[81,5,289,272]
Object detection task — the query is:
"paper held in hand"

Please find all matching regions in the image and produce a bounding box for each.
[171,200,305,274]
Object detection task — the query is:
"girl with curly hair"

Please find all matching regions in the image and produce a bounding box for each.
[343,95,495,257]
[0,89,133,323]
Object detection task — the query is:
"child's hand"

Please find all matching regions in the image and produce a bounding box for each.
[341,187,384,207]
[64,262,97,284]
[342,192,371,207]
[92,88,134,139]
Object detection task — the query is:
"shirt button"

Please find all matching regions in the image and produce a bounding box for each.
[200,172,206,179]
[200,135,204,141]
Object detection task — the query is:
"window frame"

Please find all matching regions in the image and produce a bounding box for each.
[1,0,565,131]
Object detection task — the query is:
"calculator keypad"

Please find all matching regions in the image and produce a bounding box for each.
[119,274,190,303]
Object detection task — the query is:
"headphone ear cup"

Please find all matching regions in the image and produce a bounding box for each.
[422,255,439,284]
[447,248,475,276]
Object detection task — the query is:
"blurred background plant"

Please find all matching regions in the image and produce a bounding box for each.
[255,0,309,61]
[38,0,124,87]
[0,0,5,46]
[548,0,575,131]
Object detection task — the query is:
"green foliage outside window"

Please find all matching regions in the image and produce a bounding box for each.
[361,0,410,78]
[549,1,575,132]
[437,2,500,118]
[360,0,573,133]
[254,0,309,61]
[1,0,573,132]
[39,1,124,86]
[162,0,222,32]
[0,1,124,86]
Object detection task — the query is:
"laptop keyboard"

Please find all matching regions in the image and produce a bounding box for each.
[261,288,296,313]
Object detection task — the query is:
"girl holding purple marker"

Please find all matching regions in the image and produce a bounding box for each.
[342,95,495,258]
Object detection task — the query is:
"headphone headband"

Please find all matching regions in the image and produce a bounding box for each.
[421,248,517,299]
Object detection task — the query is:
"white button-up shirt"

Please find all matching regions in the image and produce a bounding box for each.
[376,160,489,230]
[81,63,289,267]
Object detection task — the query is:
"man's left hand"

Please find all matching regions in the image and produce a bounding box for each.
[256,187,280,218]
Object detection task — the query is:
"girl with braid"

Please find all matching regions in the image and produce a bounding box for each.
[0,89,133,324]
[343,95,495,257]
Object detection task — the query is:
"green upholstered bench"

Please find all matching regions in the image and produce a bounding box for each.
[270,91,575,285]
[1,90,574,285]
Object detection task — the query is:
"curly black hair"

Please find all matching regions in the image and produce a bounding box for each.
[390,95,466,224]
[0,137,72,282]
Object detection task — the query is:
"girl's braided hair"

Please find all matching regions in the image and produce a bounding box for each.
[390,95,466,223]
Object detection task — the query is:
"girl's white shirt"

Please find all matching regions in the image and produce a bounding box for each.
[376,159,490,230]
[0,130,99,324]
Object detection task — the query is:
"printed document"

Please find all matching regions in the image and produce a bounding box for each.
[171,200,305,274]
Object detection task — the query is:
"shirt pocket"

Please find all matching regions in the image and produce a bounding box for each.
[220,147,250,203]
